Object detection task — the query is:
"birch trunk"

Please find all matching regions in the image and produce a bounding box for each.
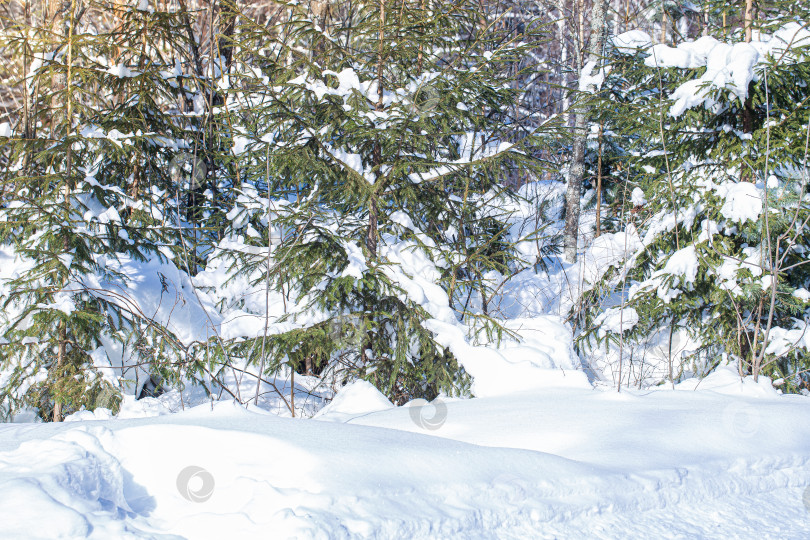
[563,0,608,263]
[553,0,569,120]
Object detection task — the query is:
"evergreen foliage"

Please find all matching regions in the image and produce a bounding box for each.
[582,10,810,391]
[0,0,205,420]
[204,0,550,403]
[1,0,808,421]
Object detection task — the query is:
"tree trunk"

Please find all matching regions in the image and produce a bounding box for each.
[702,4,709,37]
[218,0,236,75]
[563,0,608,263]
[740,0,755,175]
[595,122,603,237]
[744,0,754,43]
[290,369,295,417]
[22,0,32,140]
[564,113,587,262]
[554,0,569,120]
[305,355,314,376]
[361,0,385,367]
[52,321,67,422]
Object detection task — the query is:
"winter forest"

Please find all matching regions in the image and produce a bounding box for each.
[1,0,810,538]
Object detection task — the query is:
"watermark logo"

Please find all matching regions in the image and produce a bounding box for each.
[169,151,207,190]
[722,402,761,439]
[408,397,447,431]
[654,329,681,360]
[176,465,215,503]
[410,83,440,117]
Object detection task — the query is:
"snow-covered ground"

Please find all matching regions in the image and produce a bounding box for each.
[1,368,808,539]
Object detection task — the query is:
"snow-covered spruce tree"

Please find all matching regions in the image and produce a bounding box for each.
[73,1,228,399]
[206,0,547,403]
[0,0,206,420]
[581,17,810,391]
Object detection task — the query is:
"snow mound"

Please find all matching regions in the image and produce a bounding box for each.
[611,30,653,53]
[2,388,810,537]
[313,380,394,422]
[65,396,173,423]
[427,315,591,397]
[65,409,115,422]
[0,427,150,539]
[675,364,780,397]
